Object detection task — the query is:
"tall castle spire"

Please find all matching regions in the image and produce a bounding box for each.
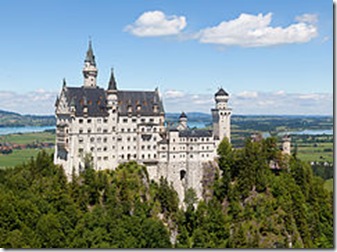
[107,68,117,91]
[83,40,98,88]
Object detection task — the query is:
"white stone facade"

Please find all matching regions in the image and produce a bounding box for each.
[54,42,232,204]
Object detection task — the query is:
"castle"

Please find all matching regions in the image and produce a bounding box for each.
[54,42,232,204]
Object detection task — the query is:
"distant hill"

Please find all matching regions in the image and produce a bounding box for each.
[0,109,55,127]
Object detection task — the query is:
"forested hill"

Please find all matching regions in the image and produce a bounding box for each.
[0,110,55,127]
[0,137,333,248]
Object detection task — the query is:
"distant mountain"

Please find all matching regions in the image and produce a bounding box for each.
[0,109,55,127]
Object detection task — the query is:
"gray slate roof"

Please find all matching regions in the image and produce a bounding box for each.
[65,87,108,117]
[117,90,164,116]
[179,129,213,138]
[215,88,228,96]
[63,86,164,117]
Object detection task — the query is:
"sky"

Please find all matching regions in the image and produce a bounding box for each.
[0,0,333,115]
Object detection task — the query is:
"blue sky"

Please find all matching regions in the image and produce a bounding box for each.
[0,0,333,115]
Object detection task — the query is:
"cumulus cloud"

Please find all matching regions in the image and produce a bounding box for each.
[125,10,187,37]
[162,89,332,115]
[164,89,185,98]
[295,13,318,24]
[197,12,318,47]
[237,91,258,99]
[0,90,57,115]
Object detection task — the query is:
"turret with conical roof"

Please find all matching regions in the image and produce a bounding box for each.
[178,111,188,130]
[212,87,232,143]
[107,68,117,91]
[83,40,98,88]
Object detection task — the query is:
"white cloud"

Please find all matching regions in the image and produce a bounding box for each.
[0,90,57,115]
[236,91,258,98]
[125,10,187,37]
[197,12,318,47]
[295,14,318,24]
[164,89,185,98]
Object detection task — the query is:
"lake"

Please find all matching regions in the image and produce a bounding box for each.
[263,129,333,138]
[0,126,55,135]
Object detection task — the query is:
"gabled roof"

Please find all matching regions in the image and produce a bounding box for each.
[65,87,108,117]
[215,88,228,96]
[117,90,164,116]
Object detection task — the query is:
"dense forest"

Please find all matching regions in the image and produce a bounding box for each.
[0,137,333,248]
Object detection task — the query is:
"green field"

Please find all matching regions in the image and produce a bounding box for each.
[0,131,55,145]
[0,148,54,169]
[296,142,333,163]
[324,178,333,192]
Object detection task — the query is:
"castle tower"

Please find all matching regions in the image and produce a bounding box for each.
[282,134,291,155]
[83,40,98,88]
[177,112,188,130]
[212,88,231,143]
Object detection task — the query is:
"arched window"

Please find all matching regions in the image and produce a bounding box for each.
[180,170,186,180]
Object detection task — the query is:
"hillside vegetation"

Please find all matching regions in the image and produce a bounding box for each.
[0,137,333,248]
[0,110,55,127]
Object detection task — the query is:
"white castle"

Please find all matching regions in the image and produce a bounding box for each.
[54,42,232,204]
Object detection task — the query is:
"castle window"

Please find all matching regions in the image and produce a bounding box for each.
[127,137,131,141]
[79,129,83,134]
[127,146,130,150]
[79,138,83,143]
[153,145,156,149]
[79,119,83,123]
[103,137,107,143]
[78,148,83,153]
[134,154,137,158]
[112,145,115,149]
[141,145,145,150]
[104,156,108,160]
[97,147,102,152]
[134,146,136,149]
[161,155,166,158]
[97,128,102,133]
[90,147,94,151]
[121,128,124,132]
[150,118,154,122]
[190,154,193,158]
[141,118,145,123]
[90,137,95,142]
[97,118,102,123]
[173,147,175,150]
[201,154,204,158]
[147,145,151,150]
[87,119,92,123]
[127,128,131,132]
[153,137,157,141]
[201,138,204,141]
[154,154,157,158]
[112,155,115,159]
[202,146,204,150]
[112,126,115,131]
[127,154,131,160]
[88,128,91,133]
[133,137,136,141]
[141,128,145,132]
[104,118,108,123]
[121,146,124,150]
[132,118,137,122]
[180,170,186,180]
[121,154,124,159]
[173,155,175,159]
[123,118,128,123]
[142,154,145,159]
[98,157,101,161]
[117,136,122,141]
[148,154,151,159]
[173,139,175,142]
[190,147,193,150]
[103,147,107,151]
[153,127,157,132]
[97,137,102,143]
